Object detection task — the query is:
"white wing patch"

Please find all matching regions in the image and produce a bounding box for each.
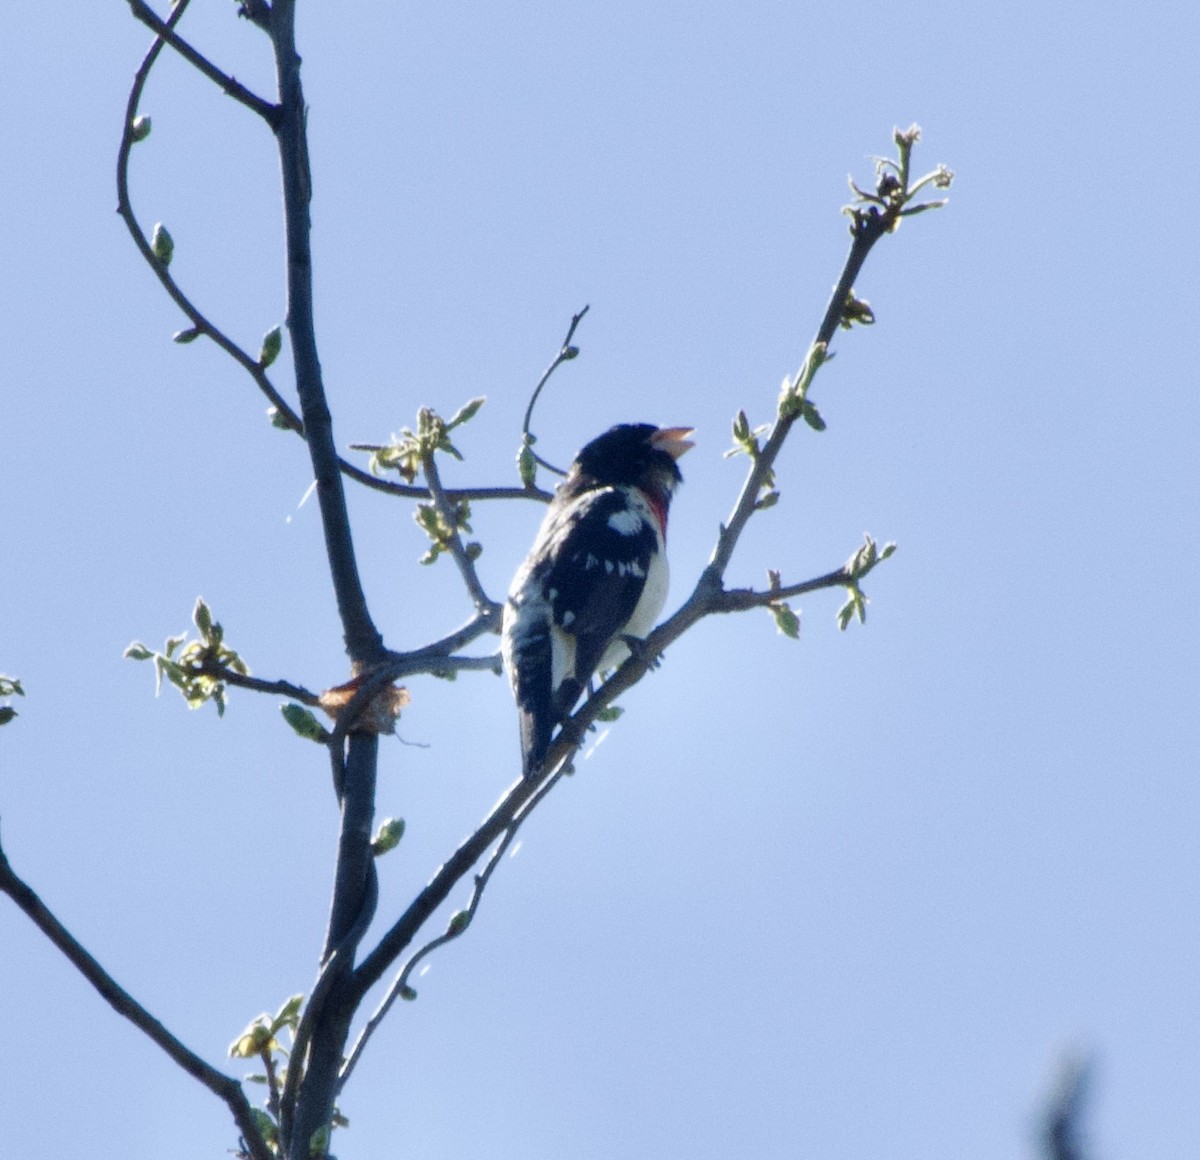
[607,505,647,536]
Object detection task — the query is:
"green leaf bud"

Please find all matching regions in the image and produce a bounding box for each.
[517,441,537,487]
[150,222,174,266]
[281,702,327,742]
[371,817,406,857]
[258,325,283,368]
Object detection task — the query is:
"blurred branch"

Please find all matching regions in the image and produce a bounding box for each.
[0,826,273,1160]
[1042,1055,1092,1160]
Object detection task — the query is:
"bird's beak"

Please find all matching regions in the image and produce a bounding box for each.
[651,426,696,460]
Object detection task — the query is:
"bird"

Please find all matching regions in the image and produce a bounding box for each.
[501,422,694,779]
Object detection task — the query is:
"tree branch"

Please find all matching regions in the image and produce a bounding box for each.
[520,305,590,479]
[125,0,281,127]
[713,566,854,612]
[349,775,540,1001]
[205,665,321,706]
[269,1,384,668]
[0,825,273,1160]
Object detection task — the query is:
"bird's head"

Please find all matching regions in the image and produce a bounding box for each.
[570,423,695,498]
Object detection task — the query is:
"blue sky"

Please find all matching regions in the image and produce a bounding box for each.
[2,3,1198,1158]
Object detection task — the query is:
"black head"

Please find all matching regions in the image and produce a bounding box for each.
[571,423,694,493]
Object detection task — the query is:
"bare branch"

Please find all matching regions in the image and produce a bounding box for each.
[386,608,502,666]
[341,464,553,504]
[208,666,322,706]
[0,826,273,1160]
[520,306,591,480]
[125,0,280,127]
[713,567,853,612]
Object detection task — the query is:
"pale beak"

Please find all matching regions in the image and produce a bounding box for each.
[651,426,696,460]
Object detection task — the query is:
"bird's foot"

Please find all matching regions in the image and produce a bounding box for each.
[619,633,662,670]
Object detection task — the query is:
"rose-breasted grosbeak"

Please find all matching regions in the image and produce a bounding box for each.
[502,423,694,778]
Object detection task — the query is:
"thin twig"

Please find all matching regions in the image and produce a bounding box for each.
[0,826,274,1160]
[388,608,502,660]
[204,665,321,706]
[342,466,553,504]
[126,0,281,126]
[713,568,853,611]
[520,306,590,478]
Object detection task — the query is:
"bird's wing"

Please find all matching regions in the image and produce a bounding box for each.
[542,487,658,696]
[505,599,555,778]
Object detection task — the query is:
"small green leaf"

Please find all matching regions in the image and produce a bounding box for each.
[268,406,293,430]
[594,703,624,723]
[193,597,213,639]
[281,702,327,742]
[150,222,174,266]
[837,587,867,630]
[400,985,418,1001]
[249,1108,279,1146]
[258,325,283,368]
[271,994,304,1034]
[173,326,201,344]
[800,399,826,432]
[130,115,152,142]
[447,396,486,429]
[0,707,16,726]
[447,910,471,936]
[124,643,153,661]
[770,602,801,639]
[308,1124,330,1157]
